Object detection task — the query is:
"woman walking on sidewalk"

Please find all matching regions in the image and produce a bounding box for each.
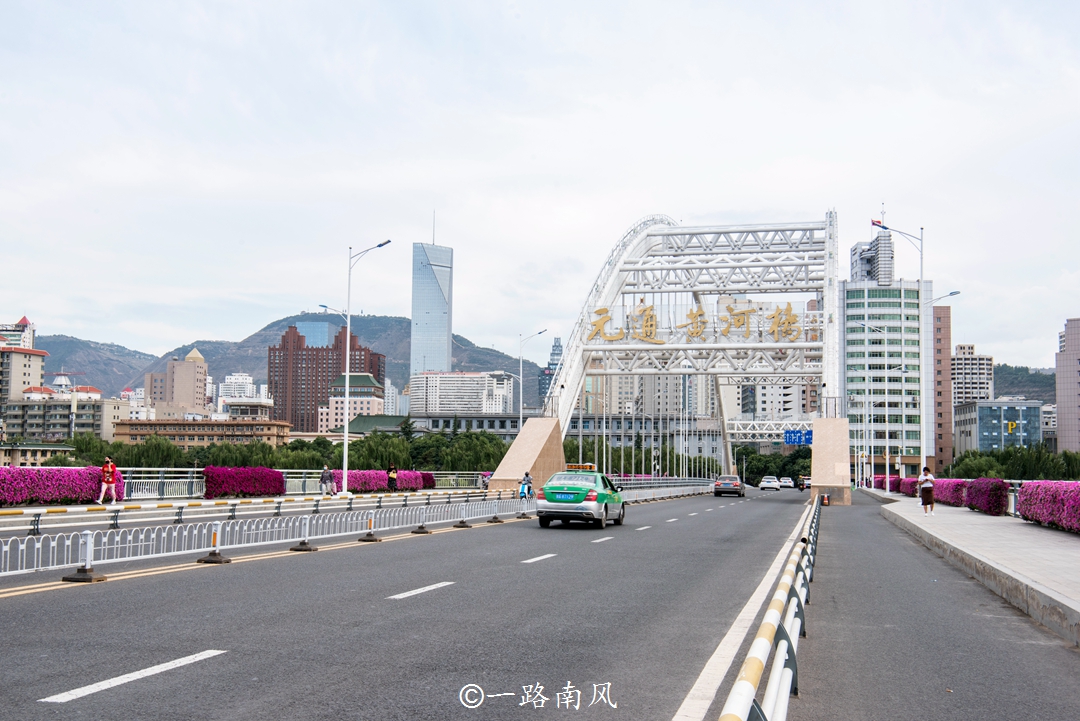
[96,456,118,505]
[919,466,935,516]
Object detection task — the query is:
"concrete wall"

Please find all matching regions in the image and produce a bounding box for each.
[489,417,566,491]
[810,416,851,505]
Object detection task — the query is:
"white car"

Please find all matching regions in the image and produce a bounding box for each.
[779,477,795,488]
[760,476,781,491]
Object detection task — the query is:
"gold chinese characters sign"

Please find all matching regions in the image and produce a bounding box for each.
[587,299,817,345]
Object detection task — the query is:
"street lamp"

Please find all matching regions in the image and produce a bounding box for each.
[519,329,546,434]
[319,239,391,496]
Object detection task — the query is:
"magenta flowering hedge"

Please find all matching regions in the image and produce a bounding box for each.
[965,478,1009,516]
[872,475,902,491]
[898,478,919,496]
[421,472,436,489]
[203,466,285,499]
[934,479,968,507]
[331,469,425,493]
[0,466,125,506]
[1017,481,1080,533]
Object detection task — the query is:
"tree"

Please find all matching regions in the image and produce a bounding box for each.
[399,418,415,442]
[410,433,449,471]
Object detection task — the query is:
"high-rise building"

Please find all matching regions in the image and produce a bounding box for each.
[267,325,386,433]
[410,243,454,377]
[850,231,895,285]
[383,377,398,415]
[933,308,954,473]
[951,343,994,405]
[144,348,209,417]
[1055,319,1080,452]
[538,337,564,401]
[0,316,35,349]
[0,345,47,402]
[408,371,514,415]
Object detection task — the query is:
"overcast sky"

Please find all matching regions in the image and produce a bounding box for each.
[2,1,1078,367]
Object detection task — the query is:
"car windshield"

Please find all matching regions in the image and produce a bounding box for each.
[545,474,597,488]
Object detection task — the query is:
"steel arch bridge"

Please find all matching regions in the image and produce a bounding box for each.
[543,212,841,468]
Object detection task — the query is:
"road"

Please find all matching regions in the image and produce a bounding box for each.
[0,488,808,720]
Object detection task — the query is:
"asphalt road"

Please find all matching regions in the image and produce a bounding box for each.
[0,488,811,720]
[792,493,1080,721]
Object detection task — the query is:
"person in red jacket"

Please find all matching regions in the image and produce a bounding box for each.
[96,456,118,505]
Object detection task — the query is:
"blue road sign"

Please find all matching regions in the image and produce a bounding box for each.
[784,429,813,445]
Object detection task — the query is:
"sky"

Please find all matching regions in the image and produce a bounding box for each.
[2,1,1079,367]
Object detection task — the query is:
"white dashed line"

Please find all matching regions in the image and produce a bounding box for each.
[666,518,678,523]
[636,526,652,531]
[522,553,557,564]
[689,513,698,516]
[39,650,227,703]
[728,504,736,507]
[592,536,614,543]
[387,581,455,600]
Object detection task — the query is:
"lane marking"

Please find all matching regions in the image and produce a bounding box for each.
[592,537,614,543]
[635,526,651,531]
[521,553,557,564]
[39,650,227,703]
[728,504,736,507]
[705,509,713,512]
[671,504,813,721]
[689,513,698,516]
[387,581,455,600]
[666,518,678,523]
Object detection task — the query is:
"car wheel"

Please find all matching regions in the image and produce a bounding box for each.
[562,519,573,525]
[594,507,607,529]
[613,505,625,526]
[539,518,551,528]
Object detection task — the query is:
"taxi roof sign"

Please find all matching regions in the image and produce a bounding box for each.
[565,463,596,471]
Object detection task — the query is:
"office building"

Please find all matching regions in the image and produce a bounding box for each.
[267,325,386,434]
[850,231,895,285]
[933,308,955,472]
[0,316,35,349]
[954,397,1044,454]
[951,343,994,405]
[144,348,210,416]
[1056,319,1080,452]
[410,243,454,377]
[317,373,385,434]
[217,372,272,413]
[408,371,514,415]
[383,378,398,415]
[538,337,564,401]
[1042,404,1058,452]
[3,386,129,442]
[115,418,291,450]
[295,322,331,348]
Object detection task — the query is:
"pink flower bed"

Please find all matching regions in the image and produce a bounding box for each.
[965,478,1009,516]
[331,469,423,493]
[898,478,919,496]
[1017,481,1080,533]
[421,472,436,489]
[0,466,125,506]
[203,466,285,499]
[933,479,968,507]
[872,475,902,491]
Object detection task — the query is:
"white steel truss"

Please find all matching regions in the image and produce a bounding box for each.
[726,419,813,443]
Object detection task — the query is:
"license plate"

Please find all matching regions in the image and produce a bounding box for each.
[555,493,576,501]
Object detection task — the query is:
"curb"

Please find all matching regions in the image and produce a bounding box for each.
[880,504,1080,648]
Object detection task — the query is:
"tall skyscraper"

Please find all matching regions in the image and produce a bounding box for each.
[410,243,454,377]
[850,231,895,285]
[538,337,564,400]
[933,308,955,473]
[1055,319,1080,452]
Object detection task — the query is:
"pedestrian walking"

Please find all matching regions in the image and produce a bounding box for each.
[919,466,935,516]
[387,463,398,493]
[319,464,334,495]
[96,456,118,505]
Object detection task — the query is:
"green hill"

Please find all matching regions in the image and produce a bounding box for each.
[994,364,1056,404]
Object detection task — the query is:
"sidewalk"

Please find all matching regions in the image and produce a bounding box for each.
[861,487,1080,646]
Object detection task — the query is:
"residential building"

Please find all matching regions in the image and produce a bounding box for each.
[1042,404,1057,452]
[0,442,74,467]
[2,389,129,442]
[0,316,35,349]
[317,373,385,434]
[144,348,209,416]
[114,419,291,450]
[841,268,935,478]
[408,371,514,415]
[295,322,331,348]
[538,337,564,401]
[383,377,398,416]
[933,308,955,473]
[1,345,47,402]
[954,397,1044,455]
[410,243,454,377]
[1056,319,1080,452]
[267,325,386,434]
[951,343,994,405]
[216,372,272,413]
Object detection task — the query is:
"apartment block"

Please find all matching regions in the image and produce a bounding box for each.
[933,308,954,473]
[1056,319,1080,452]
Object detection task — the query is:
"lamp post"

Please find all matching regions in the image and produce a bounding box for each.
[518,329,546,434]
[319,239,391,496]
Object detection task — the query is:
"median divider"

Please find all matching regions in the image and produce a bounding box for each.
[718,495,822,721]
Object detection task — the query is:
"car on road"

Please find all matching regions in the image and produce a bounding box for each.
[759,476,781,491]
[779,477,794,488]
[714,475,745,497]
[536,470,626,529]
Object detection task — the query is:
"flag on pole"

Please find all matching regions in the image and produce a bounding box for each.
[871,219,886,228]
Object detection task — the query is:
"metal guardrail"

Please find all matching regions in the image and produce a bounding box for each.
[718,495,822,721]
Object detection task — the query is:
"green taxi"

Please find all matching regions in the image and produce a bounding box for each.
[535,468,626,529]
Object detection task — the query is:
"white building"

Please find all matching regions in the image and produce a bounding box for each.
[951,344,994,405]
[316,373,385,434]
[216,372,272,413]
[383,378,398,415]
[408,371,514,415]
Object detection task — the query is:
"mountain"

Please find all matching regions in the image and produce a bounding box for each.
[994,364,1056,405]
[36,335,158,398]
[40,312,546,408]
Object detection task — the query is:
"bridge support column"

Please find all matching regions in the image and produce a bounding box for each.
[810,416,851,505]
[489,418,566,491]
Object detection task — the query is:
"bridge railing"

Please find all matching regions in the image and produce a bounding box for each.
[716,495,821,721]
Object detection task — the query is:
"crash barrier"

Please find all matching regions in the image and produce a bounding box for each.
[622,484,712,502]
[718,495,822,721]
[1,497,536,577]
[0,483,712,577]
[0,489,517,537]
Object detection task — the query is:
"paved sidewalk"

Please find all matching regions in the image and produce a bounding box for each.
[862,487,1080,645]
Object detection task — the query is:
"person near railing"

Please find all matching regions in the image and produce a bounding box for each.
[319,464,334,495]
[387,463,398,493]
[919,466,936,516]
[95,456,118,505]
